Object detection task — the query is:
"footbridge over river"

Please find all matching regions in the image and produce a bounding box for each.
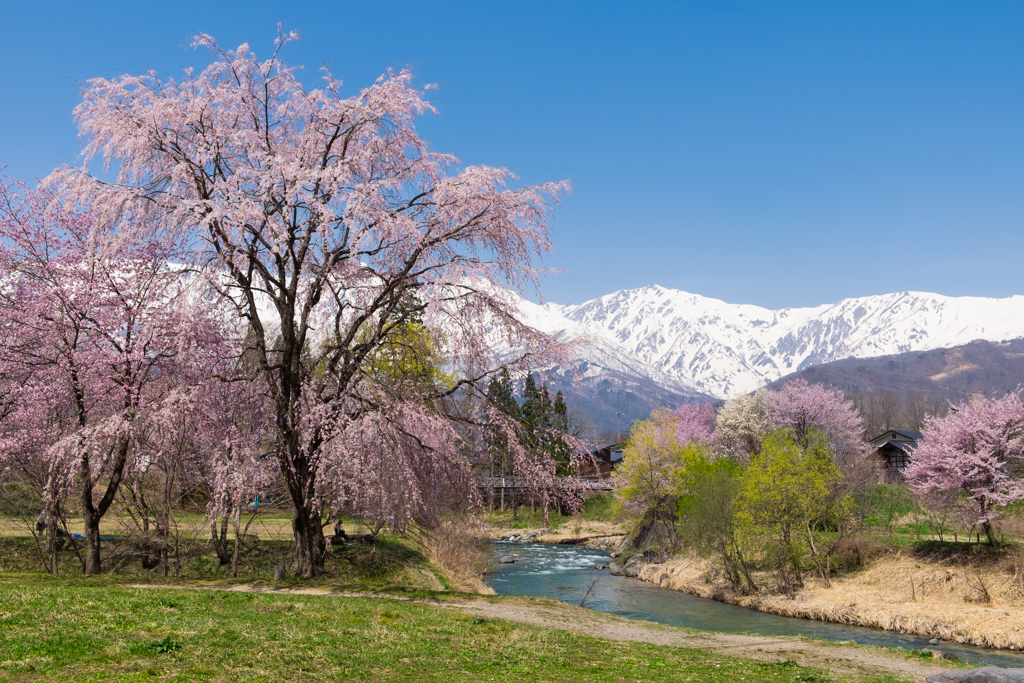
[479,476,615,493]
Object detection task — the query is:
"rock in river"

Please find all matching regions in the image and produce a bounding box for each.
[498,555,516,564]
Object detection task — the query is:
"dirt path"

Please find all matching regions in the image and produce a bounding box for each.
[444,598,959,682]
[122,582,956,681]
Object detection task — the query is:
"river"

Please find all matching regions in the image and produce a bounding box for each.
[487,542,1024,667]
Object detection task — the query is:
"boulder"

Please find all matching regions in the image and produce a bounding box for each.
[622,555,644,578]
[608,563,624,576]
[497,555,516,564]
[641,549,668,563]
[610,537,632,558]
[927,668,1024,682]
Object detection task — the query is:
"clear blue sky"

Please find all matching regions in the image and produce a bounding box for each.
[2,1,1023,309]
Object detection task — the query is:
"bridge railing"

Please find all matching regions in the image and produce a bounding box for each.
[478,476,614,491]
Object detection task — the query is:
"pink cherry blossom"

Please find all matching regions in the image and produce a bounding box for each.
[906,392,1024,545]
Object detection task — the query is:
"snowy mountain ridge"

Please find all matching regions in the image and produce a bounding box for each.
[511,285,1024,400]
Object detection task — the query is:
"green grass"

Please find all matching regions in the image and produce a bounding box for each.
[483,492,620,531]
[0,534,445,593]
[578,492,618,521]
[0,583,907,682]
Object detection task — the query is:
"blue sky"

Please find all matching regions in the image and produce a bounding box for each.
[2,1,1023,309]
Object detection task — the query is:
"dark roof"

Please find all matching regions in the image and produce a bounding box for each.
[869,429,923,448]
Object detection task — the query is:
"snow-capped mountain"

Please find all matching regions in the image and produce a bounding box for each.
[512,285,1024,401]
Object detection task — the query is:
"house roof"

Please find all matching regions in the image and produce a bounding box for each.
[869,429,923,448]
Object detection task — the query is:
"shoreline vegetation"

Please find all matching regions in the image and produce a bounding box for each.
[482,505,1024,653]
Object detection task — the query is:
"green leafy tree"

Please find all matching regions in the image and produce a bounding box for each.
[363,320,454,396]
[614,410,692,549]
[677,450,758,593]
[736,428,843,597]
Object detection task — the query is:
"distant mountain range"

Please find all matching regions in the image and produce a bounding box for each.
[510,286,1024,431]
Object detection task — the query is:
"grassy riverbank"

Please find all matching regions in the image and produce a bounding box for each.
[483,494,1024,652]
[635,544,1024,651]
[0,582,922,682]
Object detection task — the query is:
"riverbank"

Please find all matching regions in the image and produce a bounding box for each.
[624,550,1024,651]
[483,515,1024,652]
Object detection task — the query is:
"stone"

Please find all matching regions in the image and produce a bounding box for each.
[498,555,516,564]
[641,549,668,563]
[610,537,632,558]
[609,563,624,576]
[926,667,1024,682]
[930,638,941,645]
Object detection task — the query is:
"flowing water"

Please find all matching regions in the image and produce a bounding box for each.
[487,542,1024,668]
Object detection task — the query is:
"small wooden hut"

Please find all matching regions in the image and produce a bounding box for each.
[868,429,922,481]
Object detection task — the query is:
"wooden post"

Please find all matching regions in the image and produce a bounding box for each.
[274,565,287,581]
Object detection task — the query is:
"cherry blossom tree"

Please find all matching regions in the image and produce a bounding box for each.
[0,179,225,574]
[669,402,716,447]
[62,30,571,576]
[714,390,770,461]
[0,349,79,572]
[761,379,864,463]
[906,392,1024,546]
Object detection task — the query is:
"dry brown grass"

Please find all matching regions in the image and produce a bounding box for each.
[633,548,1024,650]
[420,518,494,594]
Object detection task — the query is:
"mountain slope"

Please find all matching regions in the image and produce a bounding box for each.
[511,286,1024,421]
[770,338,1024,400]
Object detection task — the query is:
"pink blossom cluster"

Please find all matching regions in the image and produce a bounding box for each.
[907,391,1024,534]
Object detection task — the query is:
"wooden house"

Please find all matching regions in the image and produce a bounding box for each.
[869,429,922,480]
[578,444,624,480]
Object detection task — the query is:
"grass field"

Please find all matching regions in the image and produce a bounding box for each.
[0,582,910,682]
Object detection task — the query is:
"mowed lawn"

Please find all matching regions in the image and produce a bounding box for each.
[0,584,900,683]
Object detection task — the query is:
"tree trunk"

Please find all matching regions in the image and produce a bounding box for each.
[210,516,231,566]
[292,510,326,577]
[231,513,241,578]
[80,436,131,575]
[983,519,998,546]
[82,505,102,575]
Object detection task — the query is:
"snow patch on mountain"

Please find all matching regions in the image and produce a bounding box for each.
[514,285,1024,400]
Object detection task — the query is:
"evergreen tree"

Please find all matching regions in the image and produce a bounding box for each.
[485,368,521,478]
[551,391,573,474]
